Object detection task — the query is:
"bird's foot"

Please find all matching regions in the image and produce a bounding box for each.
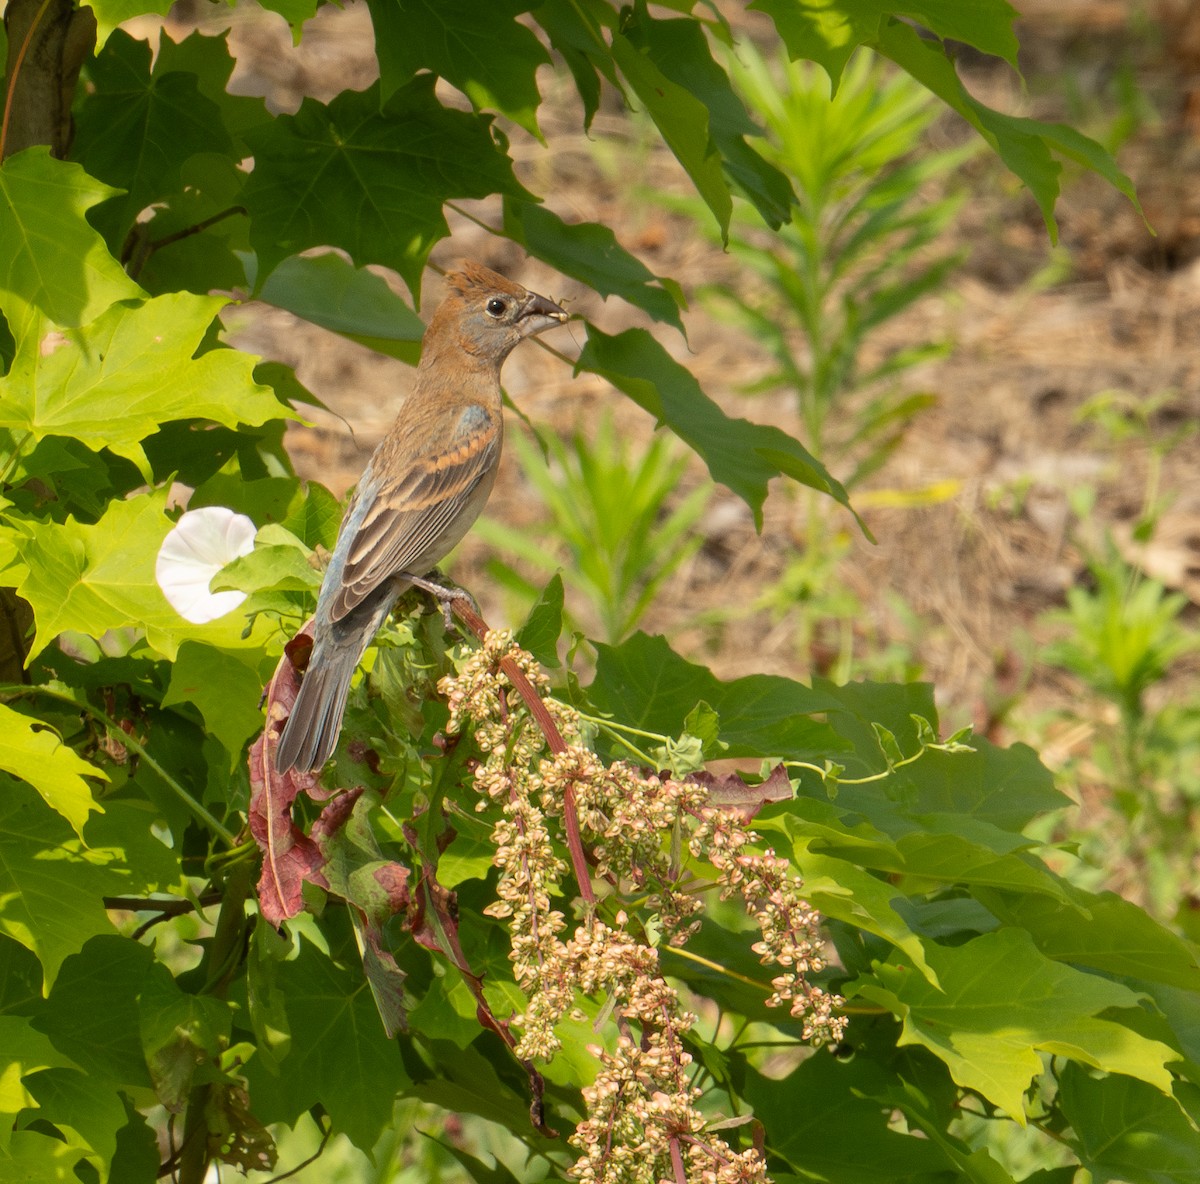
[404,571,478,630]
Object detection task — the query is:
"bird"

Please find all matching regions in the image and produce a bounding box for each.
[274,261,568,772]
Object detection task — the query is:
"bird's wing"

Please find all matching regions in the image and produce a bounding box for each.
[329,404,499,622]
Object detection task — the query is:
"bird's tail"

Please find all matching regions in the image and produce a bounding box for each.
[274,639,362,773]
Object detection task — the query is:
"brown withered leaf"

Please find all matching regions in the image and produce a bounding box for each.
[205,1083,277,1174]
[249,621,331,925]
[682,763,793,819]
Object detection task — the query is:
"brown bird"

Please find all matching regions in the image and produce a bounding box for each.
[275,262,568,772]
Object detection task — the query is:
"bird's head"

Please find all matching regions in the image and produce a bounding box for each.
[426,261,568,366]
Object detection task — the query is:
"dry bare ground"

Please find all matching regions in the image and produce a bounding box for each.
[166,1,1198,818]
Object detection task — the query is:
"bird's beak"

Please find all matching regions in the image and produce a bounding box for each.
[517,291,569,337]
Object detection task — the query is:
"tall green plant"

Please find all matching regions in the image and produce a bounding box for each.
[474,416,710,644]
[1038,392,1200,921]
[679,45,969,485]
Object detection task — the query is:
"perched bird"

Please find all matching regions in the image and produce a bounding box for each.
[275,262,568,772]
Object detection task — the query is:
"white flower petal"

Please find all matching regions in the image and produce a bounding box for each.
[156,506,257,624]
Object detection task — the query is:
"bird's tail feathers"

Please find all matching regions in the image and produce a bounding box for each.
[274,642,361,773]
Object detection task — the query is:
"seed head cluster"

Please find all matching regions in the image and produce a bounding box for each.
[439,632,845,1182]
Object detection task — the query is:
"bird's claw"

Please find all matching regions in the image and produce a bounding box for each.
[405,571,478,630]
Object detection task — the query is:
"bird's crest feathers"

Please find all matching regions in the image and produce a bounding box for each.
[445,260,527,300]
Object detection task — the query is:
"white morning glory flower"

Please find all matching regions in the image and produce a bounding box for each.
[156,506,257,624]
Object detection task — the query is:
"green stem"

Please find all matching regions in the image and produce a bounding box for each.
[0,682,240,845]
[573,710,662,766]
[0,429,33,485]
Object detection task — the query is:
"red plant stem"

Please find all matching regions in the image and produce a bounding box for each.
[451,596,596,906]
[669,1135,687,1183]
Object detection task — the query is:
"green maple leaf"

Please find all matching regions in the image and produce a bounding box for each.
[70,30,236,243]
[854,928,1180,1120]
[0,292,285,476]
[13,489,267,661]
[368,0,550,137]
[576,326,863,531]
[0,778,124,991]
[589,631,845,760]
[241,76,532,298]
[152,29,273,142]
[0,704,106,839]
[79,0,175,47]
[503,199,686,333]
[748,0,1020,88]
[0,149,142,335]
[243,925,410,1149]
[610,29,732,240]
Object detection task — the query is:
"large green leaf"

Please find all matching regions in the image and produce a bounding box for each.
[503,199,686,333]
[610,26,732,239]
[0,1129,86,1181]
[815,679,1067,832]
[190,474,343,551]
[576,325,862,529]
[69,30,235,244]
[588,631,847,761]
[532,0,620,130]
[0,293,284,475]
[0,780,123,992]
[0,150,142,334]
[23,1067,128,1181]
[241,77,532,299]
[743,1048,955,1181]
[0,704,106,838]
[750,0,1020,87]
[161,642,271,767]
[152,29,273,143]
[255,252,426,362]
[13,489,265,661]
[790,845,939,984]
[79,0,174,47]
[875,19,1140,241]
[367,0,550,137]
[243,923,410,1149]
[618,7,795,227]
[33,935,153,1087]
[978,886,1200,993]
[1060,1065,1200,1184]
[854,928,1180,1119]
[851,832,1071,904]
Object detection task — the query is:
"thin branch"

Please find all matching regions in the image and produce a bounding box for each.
[103,892,221,915]
[124,206,248,281]
[262,1116,333,1183]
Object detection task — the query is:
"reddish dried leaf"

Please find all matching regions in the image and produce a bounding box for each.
[311,785,364,844]
[374,862,412,914]
[685,763,793,819]
[249,622,332,924]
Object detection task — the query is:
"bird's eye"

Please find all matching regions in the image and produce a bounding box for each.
[485,297,508,318]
